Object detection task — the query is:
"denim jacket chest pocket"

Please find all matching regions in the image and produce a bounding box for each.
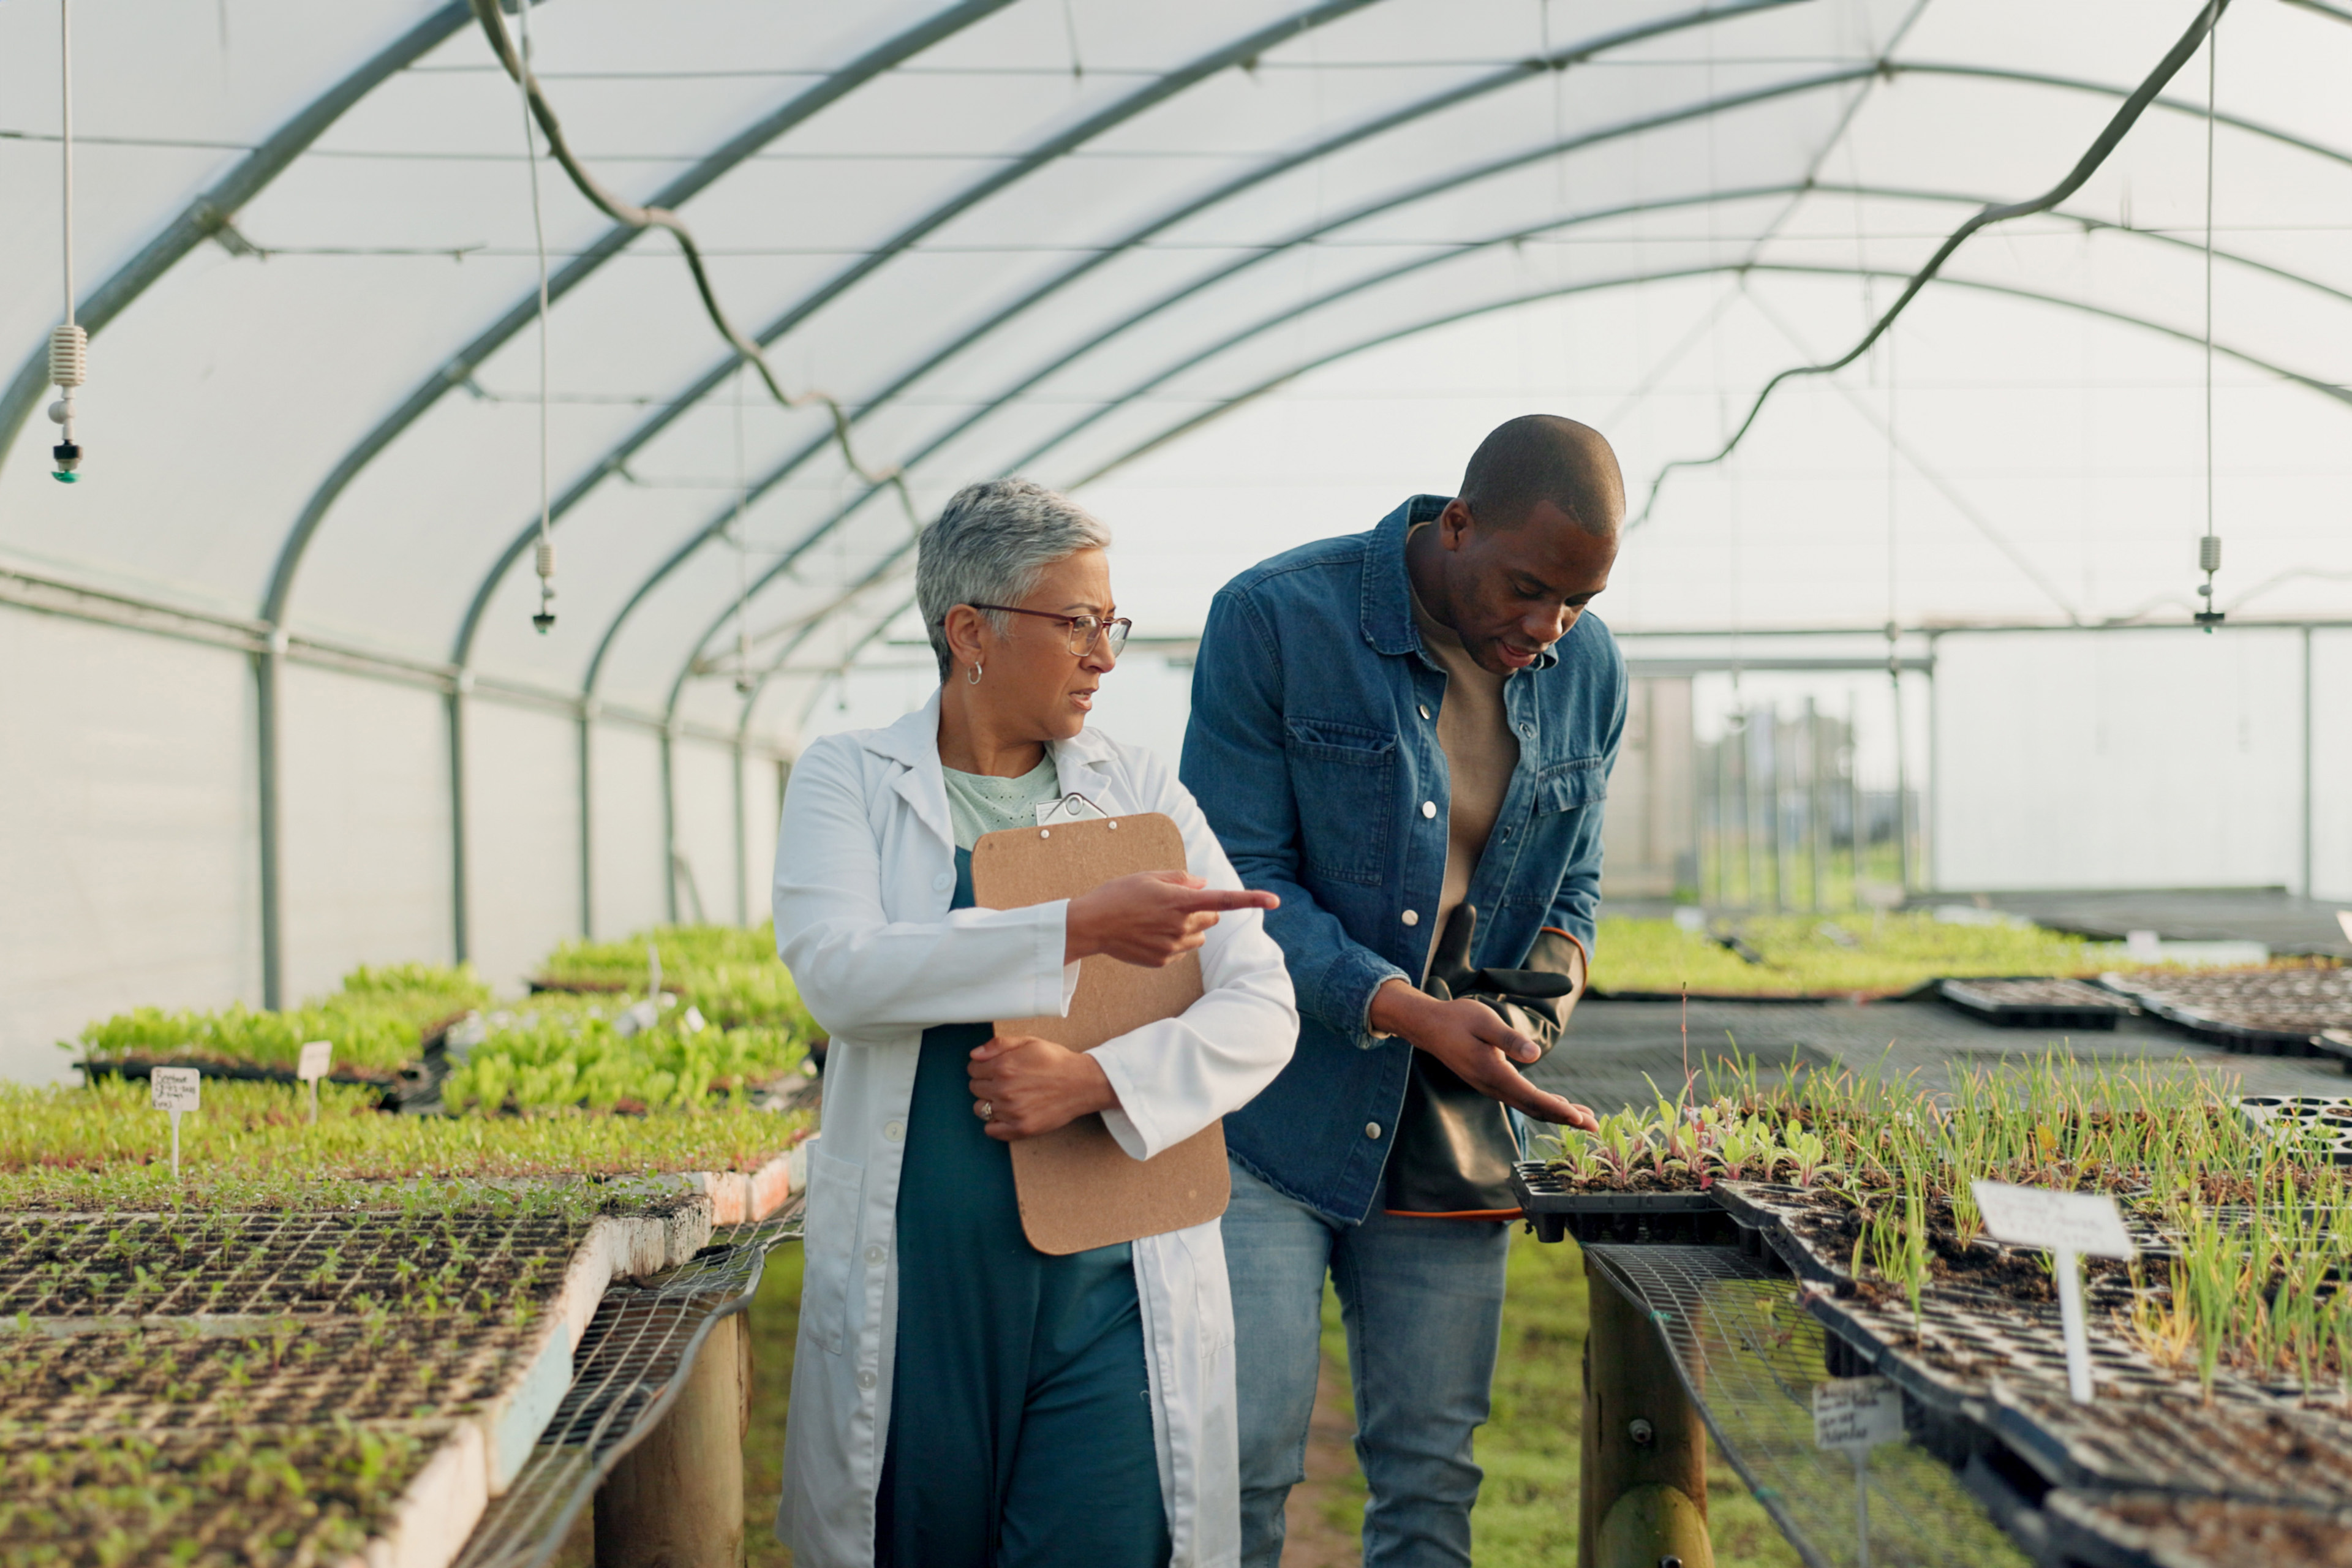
[1283,716,1396,885]
[1501,755,1609,909]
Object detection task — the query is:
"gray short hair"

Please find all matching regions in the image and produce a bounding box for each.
[916,478,1112,680]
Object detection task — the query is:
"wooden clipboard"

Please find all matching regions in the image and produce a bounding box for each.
[970,812,1231,1255]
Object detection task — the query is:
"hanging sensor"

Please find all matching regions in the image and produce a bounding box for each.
[51,1,83,484]
[48,324,85,482]
[533,538,557,633]
[2194,535,2225,630]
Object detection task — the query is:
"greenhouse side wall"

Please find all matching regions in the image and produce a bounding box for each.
[1931,628,2346,897]
[278,663,453,1003]
[0,612,260,1085]
[465,699,585,997]
[0,605,769,1085]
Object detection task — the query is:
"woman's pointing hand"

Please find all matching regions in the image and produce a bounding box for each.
[1065,870,1279,967]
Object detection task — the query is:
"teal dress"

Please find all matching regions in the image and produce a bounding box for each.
[874,846,1172,1567]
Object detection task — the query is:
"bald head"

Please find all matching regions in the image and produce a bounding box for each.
[1458,415,1625,538]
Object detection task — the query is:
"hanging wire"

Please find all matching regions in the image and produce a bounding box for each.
[1626,0,2234,532]
[2195,21,2225,630]
[515,0,556,633]
[47,0,87,484]
[466,1,922,535]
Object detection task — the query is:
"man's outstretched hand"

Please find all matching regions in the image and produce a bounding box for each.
[1368,981,1600,1131]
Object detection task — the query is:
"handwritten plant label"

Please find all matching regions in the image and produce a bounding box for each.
[1813,1377,1902,1452]
[150,1067,201,1112]
[1971,1182,2135,1259]
[152,1067,200,1181]
[297,1041,334,1082]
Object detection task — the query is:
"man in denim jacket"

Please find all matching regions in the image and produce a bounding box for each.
[1180,415,1627,1567]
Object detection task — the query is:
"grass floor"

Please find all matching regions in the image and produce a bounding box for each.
[733,1228,1800,1566]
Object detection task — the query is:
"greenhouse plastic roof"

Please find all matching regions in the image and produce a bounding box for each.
[4,0,2350,749]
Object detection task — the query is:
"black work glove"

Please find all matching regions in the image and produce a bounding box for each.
[1422,905,1586,1058]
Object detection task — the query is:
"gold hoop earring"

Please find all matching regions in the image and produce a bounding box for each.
[967,662,983,685]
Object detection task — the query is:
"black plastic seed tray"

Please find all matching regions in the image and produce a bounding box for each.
[2101,970,2352,1061]
[2043,1487,2352,1568]
[2237,1095,2352,1164]
[1509,1164,1736,1245]
[1936,976,2135,1031]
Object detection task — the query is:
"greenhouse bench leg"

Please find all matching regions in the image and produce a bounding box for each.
[1580,1254,1714,1568]
[595,1311,747,1567]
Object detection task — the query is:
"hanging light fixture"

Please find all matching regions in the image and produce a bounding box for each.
[48,0,85,483]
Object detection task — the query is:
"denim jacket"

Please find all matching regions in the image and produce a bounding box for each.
[1179,495,1627,1224]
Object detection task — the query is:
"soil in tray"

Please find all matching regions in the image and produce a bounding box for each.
[1534,1166,1710,1194]
[1747,1186,2137,1306]
[0,1212,592,1319]
[2083,1493,2352,1567]
[0,1318,536,1432]
[0,1425,431,1568]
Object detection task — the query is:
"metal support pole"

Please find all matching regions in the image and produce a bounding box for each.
[1923,633,1940,894]
[1889,646,1912,897]
[1744,714,1766,912]
[2304,625,2316,898]
[1711,732,1728,909]
[578,706,596,938]
[256,635,286,1009]
[732,738,749,928]
[1806,698,1825,912]
[448,681,470,963]
[1580,1256,1713,1568]
[1766,714,1787,913]
[1847,693,1868,911]
[596,1311,747,1567]
[660,725,680,925]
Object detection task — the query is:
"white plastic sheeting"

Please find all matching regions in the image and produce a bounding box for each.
[4,0,2351,1077]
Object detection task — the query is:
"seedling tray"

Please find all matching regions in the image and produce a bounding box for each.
[2043,1488,2352,1568]
[1509,1163,1737,1245]
[2239,1096,2352,1164]
[1936,976,2134,1031]
[77,1051,398,1090]
[2101,971,2352,1060]
[0,1424,439,1568]
[0,1210,594,1320]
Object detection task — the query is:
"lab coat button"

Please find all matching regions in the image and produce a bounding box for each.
[883,1120,905,1142]
[865,1245,884,1265]
[933,871,953,892]
[1401,910,1419,927]
[1366,1122,1383,1140]
[1421,801,1437,819]
[857,1370,876,1390]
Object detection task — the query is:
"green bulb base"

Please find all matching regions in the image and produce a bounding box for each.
[51,471,78,484]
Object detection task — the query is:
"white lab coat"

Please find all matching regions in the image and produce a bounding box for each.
[772,693,1298,1568]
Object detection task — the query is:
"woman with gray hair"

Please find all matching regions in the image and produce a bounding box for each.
[772,478,1298,1568]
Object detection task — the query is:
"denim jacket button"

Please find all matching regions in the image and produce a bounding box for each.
[1420,801,1436,819]
[1365,1122,1383,1140]
[1519,722,1534,738]
[1418,704,1431,720]
[1401,909,1419,927]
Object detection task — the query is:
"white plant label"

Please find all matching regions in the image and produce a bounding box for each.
[149,1067,200,1112]
[151,1066,199,1182]
[1970,1182,2134,1259]
[1973,1182,2131,1404]
[297,1041,334,1082]
[1813,1377,1902,1452]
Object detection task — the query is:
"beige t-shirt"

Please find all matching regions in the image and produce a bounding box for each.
[1408,529,1520,979]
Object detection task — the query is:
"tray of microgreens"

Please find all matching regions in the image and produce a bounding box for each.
[1531,1054,2352,1562]
[0,1053,811,1568]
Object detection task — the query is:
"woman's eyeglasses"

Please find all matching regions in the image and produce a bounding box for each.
[966,604,1133,657]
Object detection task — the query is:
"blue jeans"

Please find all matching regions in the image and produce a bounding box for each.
[1224,1157,1510,1568]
